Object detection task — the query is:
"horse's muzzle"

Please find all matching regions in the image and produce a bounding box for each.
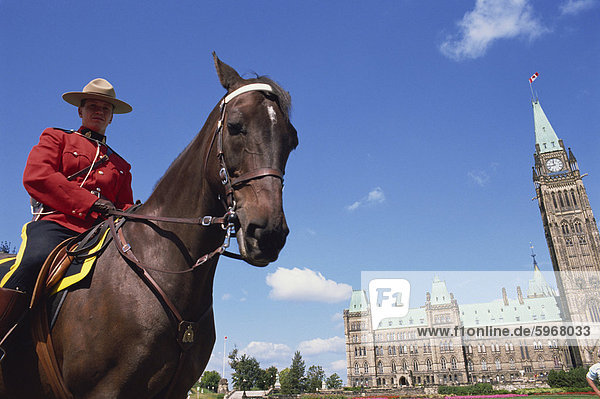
[235,212,289,267]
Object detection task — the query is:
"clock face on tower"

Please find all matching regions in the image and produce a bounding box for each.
[546,158,564,172]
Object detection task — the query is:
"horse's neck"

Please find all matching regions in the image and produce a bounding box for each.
[142,109,223,253]
[122,112,224,315]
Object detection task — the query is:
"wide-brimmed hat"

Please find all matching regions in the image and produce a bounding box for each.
[62,78,132,114]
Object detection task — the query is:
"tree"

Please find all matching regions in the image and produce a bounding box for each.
[306,365,325,392]
[326,373,343,389]
[200,370,221,391]
[0,241,15,254]
[228,348,263,390]
[257,366,277,389]
[278,368,290,391]
[548,367,588,388]
[280,351,306,394]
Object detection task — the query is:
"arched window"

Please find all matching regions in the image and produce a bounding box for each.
[403,360,408,371]
[377,361,384,373]
[552,192,558,208]
[509,357,515,369]
[468,360,473,371]
[426,358,432,371]
[441,357,447,370]
[538,355,545,369]
[589,301,600,322]
[364,362,369,373]
[495,358,501,370]
[559,192,565,207]
[572,190,578,207]
[355,363,360,374]
[413,360,419,371]
[553,355,560,368]
[391,361,397,373]
[451,356,458,370]
[481,359,487,371]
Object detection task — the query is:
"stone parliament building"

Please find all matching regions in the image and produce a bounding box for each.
[343,97,600,388]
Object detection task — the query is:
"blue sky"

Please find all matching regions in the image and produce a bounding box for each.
[1,0,599,386]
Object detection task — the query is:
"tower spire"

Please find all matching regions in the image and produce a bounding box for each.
[533,99,561,154]
[530,242,539,271]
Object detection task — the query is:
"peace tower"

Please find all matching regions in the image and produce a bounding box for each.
[532,98,600,366]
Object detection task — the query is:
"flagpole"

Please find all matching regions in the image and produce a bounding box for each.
[529,81,535,101]
[222,336,227,379]
[529,72,539,101]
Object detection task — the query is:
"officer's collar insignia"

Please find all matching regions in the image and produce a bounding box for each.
[79,128,106,144]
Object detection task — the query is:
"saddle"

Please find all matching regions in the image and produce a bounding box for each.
[29,222,112,307]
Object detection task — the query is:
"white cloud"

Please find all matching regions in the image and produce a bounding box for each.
[346,187,386,211]
[221,293,232,300]
[440,0,547,61]
[330,359,347,372]
[468,170,490,186]
[266,267,352,303]
[560,0,596,15]
[297,337,346,355]
[242,341,293,361]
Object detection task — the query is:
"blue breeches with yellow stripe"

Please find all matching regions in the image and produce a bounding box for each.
[1,221,77,297]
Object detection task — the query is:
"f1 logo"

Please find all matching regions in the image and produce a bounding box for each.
[368,279,410,329]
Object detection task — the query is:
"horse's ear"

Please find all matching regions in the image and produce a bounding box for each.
[213,52,243,91]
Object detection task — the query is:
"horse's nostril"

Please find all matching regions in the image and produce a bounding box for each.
[246,222,287,249]
[246,223,259,239]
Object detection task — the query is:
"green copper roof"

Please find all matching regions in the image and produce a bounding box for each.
[430,275,452,305]
[533,100,561,154]
[349,290,368,312]
[348,268,563,331]
[459,296,562,328]
[527,264,555,298]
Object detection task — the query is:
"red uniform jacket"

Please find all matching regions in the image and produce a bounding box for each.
[23,127,134,233]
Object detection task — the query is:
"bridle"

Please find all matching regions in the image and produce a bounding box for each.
[207,82,285,248]
[108,82,286,269]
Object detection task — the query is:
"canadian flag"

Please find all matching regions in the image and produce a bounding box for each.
[529,72,539,84]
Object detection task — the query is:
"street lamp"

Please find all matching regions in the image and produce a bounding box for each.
[242,378,247,399]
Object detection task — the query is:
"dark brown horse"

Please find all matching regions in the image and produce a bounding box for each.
[0,54,298,398]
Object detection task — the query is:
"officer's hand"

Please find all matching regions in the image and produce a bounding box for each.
[91,199,116,215]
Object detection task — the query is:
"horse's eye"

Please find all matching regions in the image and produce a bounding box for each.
[226,121,244,135]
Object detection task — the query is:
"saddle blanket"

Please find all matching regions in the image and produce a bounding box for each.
[0,227,111,295]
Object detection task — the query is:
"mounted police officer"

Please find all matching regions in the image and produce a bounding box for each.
[0,78,135,345]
